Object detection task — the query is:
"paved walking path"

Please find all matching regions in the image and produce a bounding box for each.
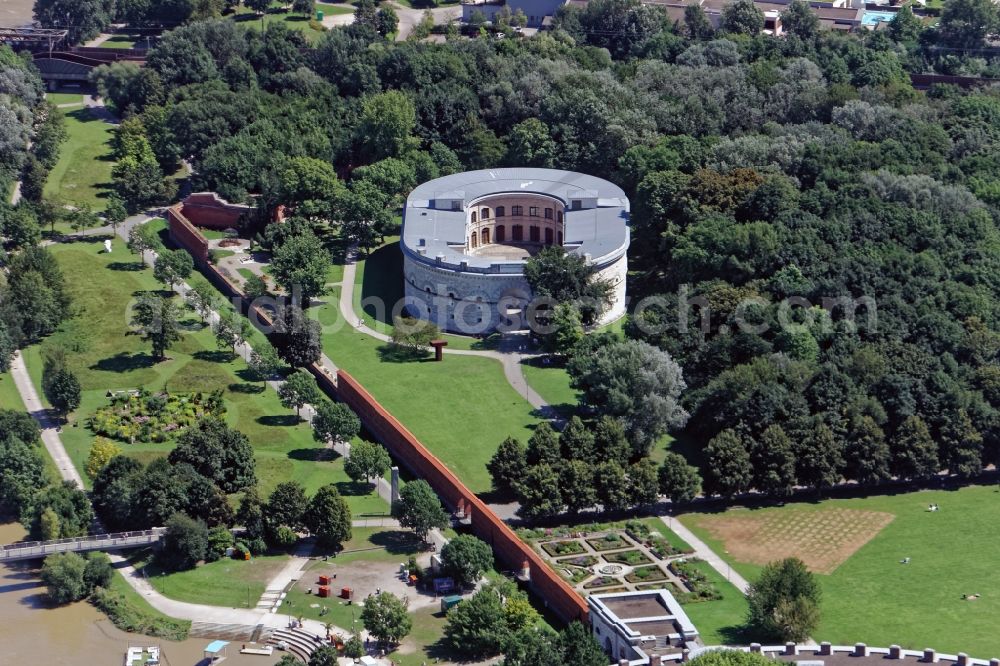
[8,351,85,489]
[659,515,750,594]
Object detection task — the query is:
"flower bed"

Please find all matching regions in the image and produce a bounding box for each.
[582,576,621,589]
[558,567,594,585]
[669,559,722,603]
[586,533,632,551]
[540,539,586,558]
[625,565,668,583]
[604,549,652,566]
[89,389,225,443]
[555,554,598,568]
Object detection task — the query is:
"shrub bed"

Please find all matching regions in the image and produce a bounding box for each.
[555,554,598,568]
[625,565,668,583]
[669,559,722,603]
[586,533,632,551]
[582,576,620,589]
[89,389,225,443]
[605,549,652,566]
[540,540,585,557]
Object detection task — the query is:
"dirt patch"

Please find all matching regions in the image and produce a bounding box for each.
[218,238,243,247]
[690,507,895,574]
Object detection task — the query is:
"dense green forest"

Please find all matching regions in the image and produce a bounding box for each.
[8,0,1000,500]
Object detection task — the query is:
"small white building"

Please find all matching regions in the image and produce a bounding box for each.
[588,590,699,665]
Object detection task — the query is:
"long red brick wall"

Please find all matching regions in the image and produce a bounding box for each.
[335,370,590,624]
[167,203,210,264]
[166,204,589,624]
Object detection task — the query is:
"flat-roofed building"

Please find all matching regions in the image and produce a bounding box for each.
[588,589,699,665]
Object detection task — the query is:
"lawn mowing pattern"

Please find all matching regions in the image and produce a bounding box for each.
[135,551,290,609]
[681,487,1000,656]
[692,507,895,574]
[20,239,388,517]
[43,106,115,211]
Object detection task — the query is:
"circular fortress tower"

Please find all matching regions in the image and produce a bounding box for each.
[401,168,629,334]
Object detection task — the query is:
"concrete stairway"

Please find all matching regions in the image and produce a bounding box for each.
[268,627,324,663]
[188,621,261,642]
[256,588,285,611]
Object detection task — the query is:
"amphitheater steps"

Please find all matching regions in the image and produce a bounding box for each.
[188,621,261,642]
[267,627,323,663]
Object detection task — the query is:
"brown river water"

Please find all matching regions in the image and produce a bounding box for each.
[1,0,36,27]
[0,523,268,666]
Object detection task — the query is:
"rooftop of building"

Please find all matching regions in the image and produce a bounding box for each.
[402,168,629,272]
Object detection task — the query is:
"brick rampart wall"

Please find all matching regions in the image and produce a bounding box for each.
[335,370,589,624]
[167,204,210,264]
[167,208,589,625]
[175,192,252,229]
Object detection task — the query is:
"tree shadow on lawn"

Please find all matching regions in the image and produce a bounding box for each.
[193,350,236,364]
[258,414,302,427]
[718,623,755,645]
[107,261,145,271]
[336,480,375,498]
[91,351,156,373]
[368,530,423,555]
[376,344,432,364]
[229,381,265,394]
[288,447,325,462]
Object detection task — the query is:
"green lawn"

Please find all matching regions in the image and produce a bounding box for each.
[681,559,751,646]
[318,284,540,494]
[680,486,1000,656]
[105,570,192,639]
[45,92,85,106]
[0,371,23,411]
[136,551,291,609]
[19,239,388,517]
[232,2,332,43]
[43,106,116,211]
[520,358,577,414]
[101,35,141,49]
[317,2,356,15]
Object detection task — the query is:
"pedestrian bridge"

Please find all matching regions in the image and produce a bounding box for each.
[0,529,165,563]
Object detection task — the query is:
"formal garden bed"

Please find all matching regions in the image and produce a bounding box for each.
[540,539,586,557]
[587,533,633,551]
[625,565,669,584]
[669,559,722,603]
[555,554,598,568]
[582,576,621,589]
[604,549,652,566]
[558,567,595,585]
[89,389,226,443]
[624,519,693,559]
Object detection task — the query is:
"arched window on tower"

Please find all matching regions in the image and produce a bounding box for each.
[496,206,505,217]
[530,226,540,242]
[471,211,477,223]
[482,227,490,244]
[496,225,505,242]
[512,225,523,241]
[545,228,553,244]
[482,207,490,219]
[557,231,563,245]
[471,232,478,248]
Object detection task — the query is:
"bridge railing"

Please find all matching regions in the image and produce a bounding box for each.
[0,528,166,561]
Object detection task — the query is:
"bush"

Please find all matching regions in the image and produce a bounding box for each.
[158,513,209,571]
[206,526,233,562]
[91,587,191,641]
[269,524,299,550]
[41,552,90,604]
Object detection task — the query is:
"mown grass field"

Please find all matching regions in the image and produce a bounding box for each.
[45,92,85,106]
[0,371,23,411]
[680,486,1000,656]
[231,2,351,44]
[21,237,389,517]
[134,551,290,609]
[318,281,539,494]
[43,107,115,211]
